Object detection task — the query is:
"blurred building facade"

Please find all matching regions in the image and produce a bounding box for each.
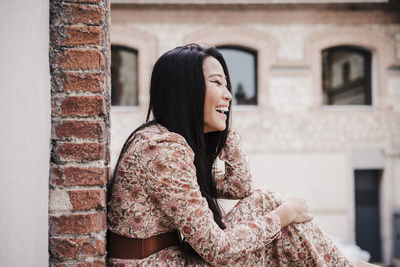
[109,0,400,264]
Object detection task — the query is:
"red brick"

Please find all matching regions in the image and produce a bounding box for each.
[50,166,65,186]
[64,167,106,186]
[49,0,109,265]
[59,0,104,4]
[68,4,105,25]
[55,120,104,140]
[57,142,105,162]
[55,3,105,25]
[77,261,105,267]
[51,26,103,46]
[62,26,103,46]
[49,237,79,259]
[50,236,105,260]
[94,238,106,255]
[58,49,104,70]
[61,72,104,93]
[77,0,103,2]
[69,190,105,210]
[50,213,106,235]
[61,96,104,116]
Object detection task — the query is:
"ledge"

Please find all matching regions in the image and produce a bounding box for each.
[111,0,389,4]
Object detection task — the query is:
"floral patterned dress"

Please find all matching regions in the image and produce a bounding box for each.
[107,124,356,266]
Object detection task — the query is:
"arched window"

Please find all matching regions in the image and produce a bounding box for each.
[217,46,257,105]
[111,45,138,106]
[322,46,372,105]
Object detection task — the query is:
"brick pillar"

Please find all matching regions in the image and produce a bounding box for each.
[49,0,110,266]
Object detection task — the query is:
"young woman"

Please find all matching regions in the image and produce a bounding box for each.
[107,44,374,266]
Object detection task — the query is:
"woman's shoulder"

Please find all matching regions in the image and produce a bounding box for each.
[132,123,194,156]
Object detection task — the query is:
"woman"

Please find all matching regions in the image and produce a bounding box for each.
[107,44,373,266]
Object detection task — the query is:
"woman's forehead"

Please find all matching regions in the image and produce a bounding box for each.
[203,56,225,78]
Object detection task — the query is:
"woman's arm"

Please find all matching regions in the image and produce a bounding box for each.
[214,129,253,199]
[141,134,281,266]
[214,129,313,227]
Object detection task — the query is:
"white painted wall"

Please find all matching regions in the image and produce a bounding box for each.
[249,153,352,239]
[0,0,50,266]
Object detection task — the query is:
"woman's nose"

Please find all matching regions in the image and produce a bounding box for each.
[223,88,232,101]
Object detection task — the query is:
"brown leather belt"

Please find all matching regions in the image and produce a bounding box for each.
[107,230,181,259]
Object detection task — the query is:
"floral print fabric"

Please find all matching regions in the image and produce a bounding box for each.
[107,124,356,266]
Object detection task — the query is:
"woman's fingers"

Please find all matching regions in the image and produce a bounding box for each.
[293,213,313,223]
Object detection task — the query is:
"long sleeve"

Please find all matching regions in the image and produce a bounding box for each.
[140,133,281,266]
[213,129,252,199]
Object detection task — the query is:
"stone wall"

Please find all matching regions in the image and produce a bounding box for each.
[110,3,400,264]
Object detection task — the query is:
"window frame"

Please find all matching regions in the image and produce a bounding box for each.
[217,45,259,106]
[111,45,139,108]
[321,45,372,106]
[303,27,397,112]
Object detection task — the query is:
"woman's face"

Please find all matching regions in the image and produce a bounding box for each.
[202,56,232,133]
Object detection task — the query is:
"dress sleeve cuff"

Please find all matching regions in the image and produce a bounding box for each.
[263,209,281,244]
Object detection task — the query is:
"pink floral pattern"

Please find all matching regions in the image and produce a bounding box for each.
[107,124,356,266]
[213,129,252,199]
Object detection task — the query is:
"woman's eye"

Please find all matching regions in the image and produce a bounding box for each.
[212,80,222,85]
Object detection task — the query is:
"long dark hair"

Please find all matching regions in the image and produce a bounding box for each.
[108,44,232,252]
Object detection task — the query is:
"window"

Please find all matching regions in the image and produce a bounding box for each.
[111,45,138,106]
[218,46,257,105]
[322,46,372,105]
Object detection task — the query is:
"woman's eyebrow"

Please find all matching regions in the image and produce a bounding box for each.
[208,74,226,79]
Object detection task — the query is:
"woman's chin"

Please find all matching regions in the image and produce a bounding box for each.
[204,124,226,133]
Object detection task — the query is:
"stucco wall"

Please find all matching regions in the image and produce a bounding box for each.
[0,0,50,266]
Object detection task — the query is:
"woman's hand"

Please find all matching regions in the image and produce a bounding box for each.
[275,194,313,228]
[282,194,313,223]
